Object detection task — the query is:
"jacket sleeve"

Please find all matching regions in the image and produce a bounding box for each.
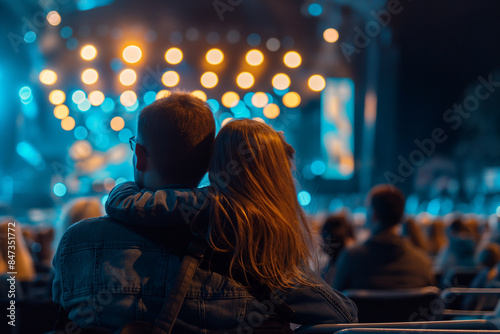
[278,270,358,324]
[105,181,209,227]
[52,232,66,309]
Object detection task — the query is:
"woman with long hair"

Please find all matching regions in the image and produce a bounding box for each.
[105,119,357,326]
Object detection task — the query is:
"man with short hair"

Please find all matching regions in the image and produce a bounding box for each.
[333,184,434,291]
[52,93,216,331]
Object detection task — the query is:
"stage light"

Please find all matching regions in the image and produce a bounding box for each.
[243,92,255,107]
[311,160,326,175]
[251,92,268,108]
[201,72,218,88]
[39,70,57,85]
[272,73,291,90]
[253,117,265,123]
[308,3,323,16]
[53,182,67,197]
[24,31,36,43]
[125,101,139,112]
[122,45,142,63]
[221,117,233,127]
[297,191,311,206]
[101,98,115,112]
[89,91,105,106]
[17,142,42,167]
[283,91,301,108]
[60,26,72,38]
[80,45,97,60]
[49,90,66,105]
[47,11,61,26]
[266,38,280,52]
[143,91,156,105]
[156,90,171,100]
[284,51,301,68]
[162,71,179,87]
[308,75,326,91]
[119,128,133,143]
[61,116,76,131]
[120,91,137,107]
[119,69,137,86]
[54,105,69,119]
[245,50,264,66]
[263,103,280,119]
[19,87,32,100]
[82,68,98,85]
[110,116,125,131]
[74,126,88,140]
[339,155,354,175]
[77,99,91,112]
[191,90,207,102]
[323,28,339,43]
[206,48,224,65]
[221,92,240,108]
[165,47,183,64]
[231,101,250,118]
[236,72,254,89]
[72,90,86,104]
[206,99,220,113]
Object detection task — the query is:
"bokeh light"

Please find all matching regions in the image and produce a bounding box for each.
[206,99,220,112]
[110,116,125,131]
[251,92,268,108]
[120,91,137,107]
[206,48,224,65]
[200,72,218,88]
[283,91,301,108]
[323,28,339,43]
[39,70,57,85]
[49,90,66,105]
[308,74,326,91]
[77,99,91,112]
[165,47,183,64]
[308,3,323,16]
[101,98,115,112]
[47,11,61,26]
[272,73,291,90]
[162,71,179,87]
[311,160,326,175]
[221,91,240,108]
[82,68,98,85]
[156,90,171,100]
[122,45,142,63]
[119,69,137,86]
[283,51,302,68]
[72,90,86,104]
[245,49,264,66]
[263,103,280,119]
[236,72,254,89]
[53,105,69,119]
[221,117,233,127]
[88,91,105,106]
[266,37,280,52]
[191,90,207,101]
[61,116,76,131]
[19,86,32,100]
[298,191,312,206]
[143,91,156,105]
[53,182,67,197]
[74,126,88,140]
[81,45,97,60]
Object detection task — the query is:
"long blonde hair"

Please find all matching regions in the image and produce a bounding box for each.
[207,119,316,291]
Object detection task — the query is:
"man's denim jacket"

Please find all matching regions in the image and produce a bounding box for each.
[52,184,357,333]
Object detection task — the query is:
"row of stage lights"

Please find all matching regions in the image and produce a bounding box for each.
[39,45,327,91]
[33,43,328,133]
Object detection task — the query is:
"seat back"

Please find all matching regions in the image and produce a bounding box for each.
[295,320,498,333]
[440,267,479,289]
[343,287,441,323]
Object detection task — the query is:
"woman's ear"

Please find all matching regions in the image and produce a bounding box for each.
[134,143,148,172]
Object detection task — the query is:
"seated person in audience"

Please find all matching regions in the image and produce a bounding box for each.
[320,213,355,285]
[462,243,500,310]
[62,197,103,229]
[0,217,35,281]
[435,218,478,274]
[402,217,428,251]
[427,219,447,257]
[333,185,435,291]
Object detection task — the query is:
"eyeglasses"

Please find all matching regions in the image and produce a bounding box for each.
[129,136,137,152]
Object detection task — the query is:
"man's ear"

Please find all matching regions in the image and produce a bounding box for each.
[135,143,148,172]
